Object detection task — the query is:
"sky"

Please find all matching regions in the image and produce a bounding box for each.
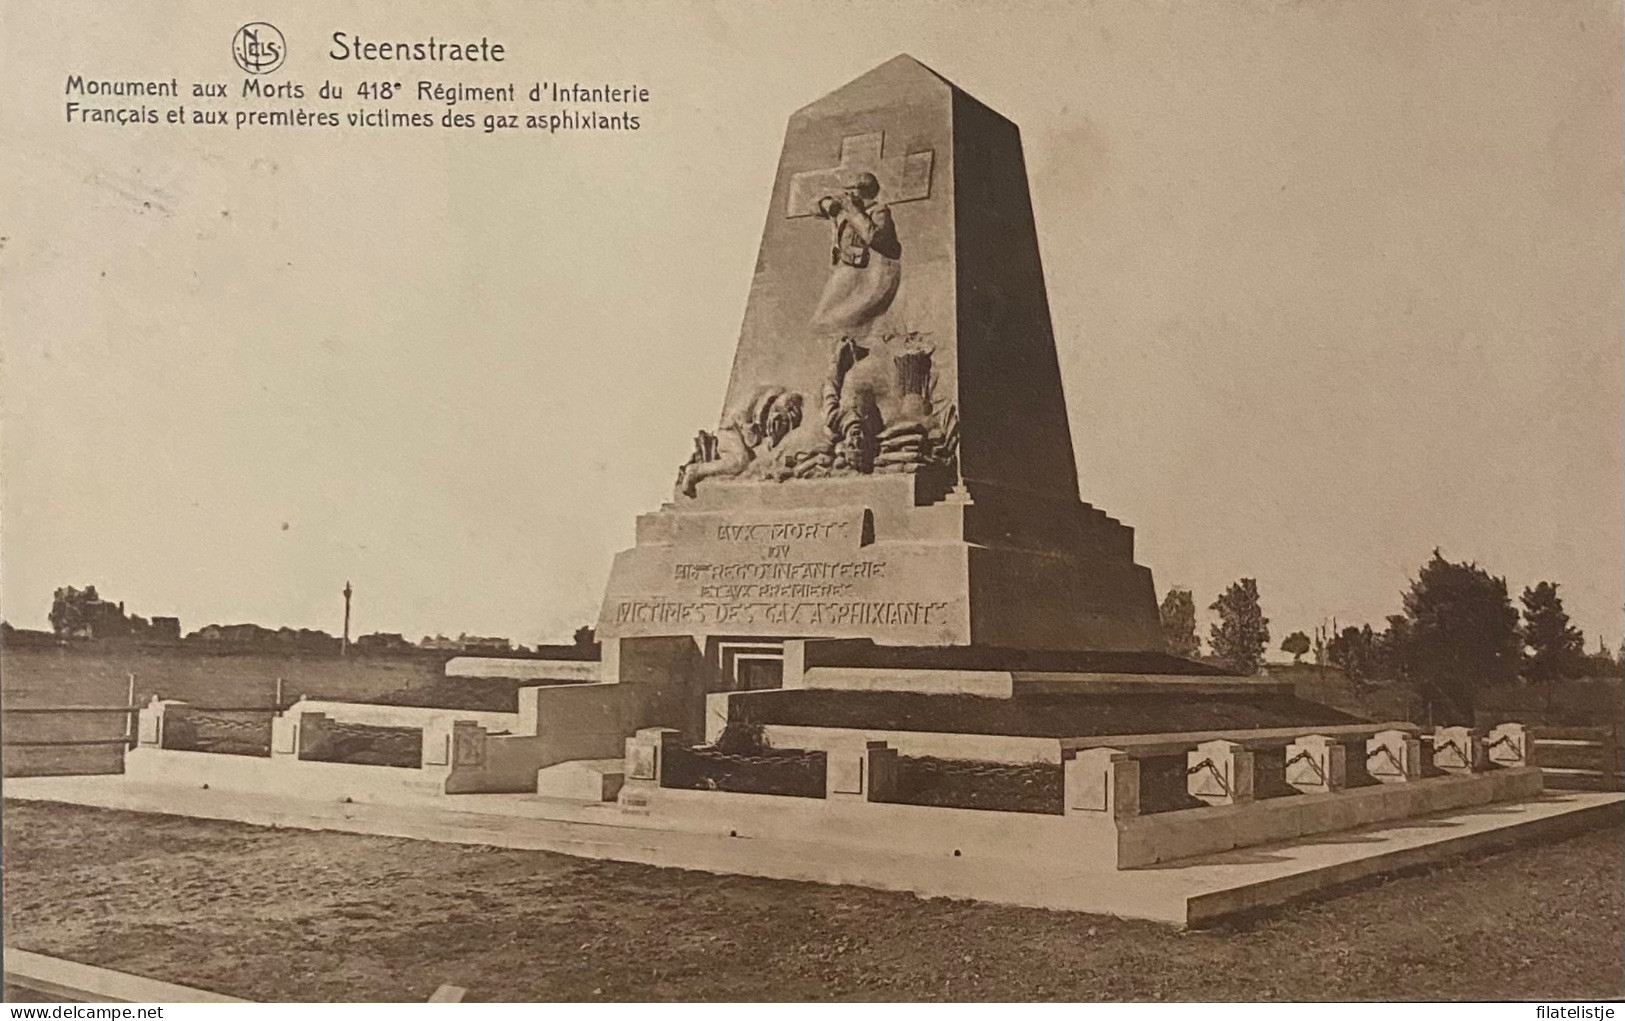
[3,0,1621,650]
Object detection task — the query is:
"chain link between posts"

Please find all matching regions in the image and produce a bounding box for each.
[1185,757,1233,798]
[1283,747,1327,785]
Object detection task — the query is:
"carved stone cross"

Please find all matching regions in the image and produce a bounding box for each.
[785,132,935,218]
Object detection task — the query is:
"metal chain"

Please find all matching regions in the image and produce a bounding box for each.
[1185,757,1233,797]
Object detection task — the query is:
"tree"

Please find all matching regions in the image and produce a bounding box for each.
[49,585,131,639]
[1312,623,1330,677]
[1280,631,1311,665]
[1158,589,1200,659]
[1383,550,1521,725]
[1328,624,1381,687]
[49,585,93,636]
[1209,579,1270,675]
[1581,637,1622,679]
[1520,581,1584,684]
[573,625,597,647]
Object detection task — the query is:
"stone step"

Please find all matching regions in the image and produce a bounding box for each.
[14,771,1616,926]
[534,758,625,802]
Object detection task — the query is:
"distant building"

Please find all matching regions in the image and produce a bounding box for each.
[189,623,272,644]
[417,633,514,653]
[148,616,182,641]
[354,631,414,654]
[458,634,513,652]
[186,623,339,653]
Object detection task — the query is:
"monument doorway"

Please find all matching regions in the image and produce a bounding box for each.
[717,641,785,691]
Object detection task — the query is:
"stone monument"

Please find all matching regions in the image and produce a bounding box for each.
[599,55,1179,676]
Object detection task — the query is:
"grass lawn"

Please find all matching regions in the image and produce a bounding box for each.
[3,800,1622,1002]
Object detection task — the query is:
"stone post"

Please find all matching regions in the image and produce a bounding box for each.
[781,640,808,689]
[826,739,897,801]
[1065,747,1140,819]
[1187,739,1254,806]
[421,719,454,768]
[270,712,298,759]
[136,695,169,748]
[1432,725,1485,775]
[451,720,487,769]
[1485,722,1531,769]
[1365,728,1422,783]
[269,696,305,758]
[514,687,542,737]
[865,742,898,802]
[440,721,491,794]
[1285,734,1347,795]
[621,727,682,808]
[296,712,331,760]
[704,692,732,745]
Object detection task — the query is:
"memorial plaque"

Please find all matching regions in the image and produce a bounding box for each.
[604,499,962,643]
[452,726,486,767]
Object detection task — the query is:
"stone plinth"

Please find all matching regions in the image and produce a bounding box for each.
[825,739,899,801]
[1432,725,1485,775]
[1486,722,1531,768]
[1285,734,1347,795]
[1187,739,1255,806]
[600,473,1158,651]
[1367,729,1422,784]
[1065,747,1140,819]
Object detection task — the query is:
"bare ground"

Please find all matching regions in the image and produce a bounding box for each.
[2,800,1622,1002]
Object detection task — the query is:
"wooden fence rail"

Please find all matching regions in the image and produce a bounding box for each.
[1,676,142,768]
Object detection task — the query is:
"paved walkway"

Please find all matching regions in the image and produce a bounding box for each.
[7,774,1619,925]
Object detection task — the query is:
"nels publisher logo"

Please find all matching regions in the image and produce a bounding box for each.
[232,22,285,74]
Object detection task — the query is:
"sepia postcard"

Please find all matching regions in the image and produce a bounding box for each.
[2,0,1621,1008]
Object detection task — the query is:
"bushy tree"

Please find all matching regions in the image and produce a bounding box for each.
[1280,631,1311,665]
[1158,588,1200,659]
[1581,637,1623,679]
[49,585,95,636]
[1209,579,1270,675]
[49,585,131,638]
[1327,624,1381,687]
[1520,581,1584,683]
[1384,550,1521,725]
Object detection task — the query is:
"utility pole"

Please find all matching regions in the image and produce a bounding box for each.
[342,580,353,656]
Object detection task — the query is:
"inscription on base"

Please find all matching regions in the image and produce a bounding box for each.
[602,505,960,640]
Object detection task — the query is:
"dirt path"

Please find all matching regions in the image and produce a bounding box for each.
[3,801,1621,1001]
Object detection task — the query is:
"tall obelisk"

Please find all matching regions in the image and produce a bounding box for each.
[599,55,1162,654]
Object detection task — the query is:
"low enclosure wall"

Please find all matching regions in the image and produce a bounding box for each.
[125,679,702,795]
[1524,726,1621,791]
[133,697,525,792]
[623,719,1549,868]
